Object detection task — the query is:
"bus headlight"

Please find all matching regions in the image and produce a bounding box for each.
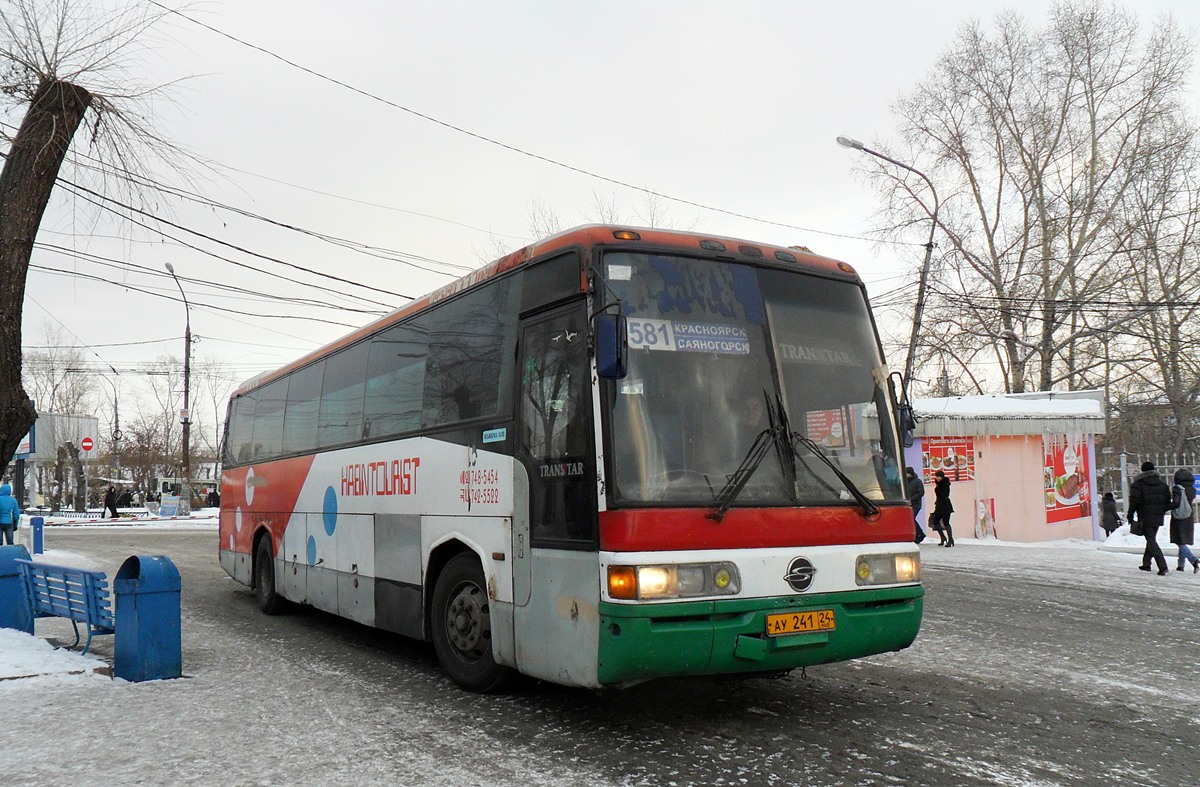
[606,562,741,600]
[855,553,921,586]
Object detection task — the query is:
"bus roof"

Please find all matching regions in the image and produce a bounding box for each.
[233,224,861,397]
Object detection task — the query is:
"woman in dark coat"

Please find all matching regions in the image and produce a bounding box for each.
[931,469,954,547]
[1169,468,1198,573]
[1099,492,1120,537]
[905,466,926,544]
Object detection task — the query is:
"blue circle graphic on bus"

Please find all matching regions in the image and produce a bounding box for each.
[323,485,338,536]
[307,535,317,565]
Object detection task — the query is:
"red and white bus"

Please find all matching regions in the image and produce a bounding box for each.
[219,225,923,691]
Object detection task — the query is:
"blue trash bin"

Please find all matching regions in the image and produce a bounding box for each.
[114,555,182,682]
[31,516,44,555]
[0,544,34,634]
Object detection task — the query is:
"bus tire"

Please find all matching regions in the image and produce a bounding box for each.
[254,536,286,615]
[431,553,514,692]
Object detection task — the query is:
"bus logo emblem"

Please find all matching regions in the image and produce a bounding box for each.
[784,557,816,592]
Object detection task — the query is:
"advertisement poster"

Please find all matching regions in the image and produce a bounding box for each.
[806,408,848,449]
[922,436,975,482]
[976,498,998,539]
[1044,435,1090,524]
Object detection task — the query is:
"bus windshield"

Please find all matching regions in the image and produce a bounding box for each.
[603,252,903,507]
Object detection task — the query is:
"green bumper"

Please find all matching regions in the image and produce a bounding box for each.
[597,585,924,686]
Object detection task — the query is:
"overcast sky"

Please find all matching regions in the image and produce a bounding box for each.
[14,0,1200,415]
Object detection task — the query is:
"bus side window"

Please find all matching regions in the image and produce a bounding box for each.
[319,341,369,448]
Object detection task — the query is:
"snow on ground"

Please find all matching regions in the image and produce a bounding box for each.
[1,520,1188,686]
[2,519,1196,786]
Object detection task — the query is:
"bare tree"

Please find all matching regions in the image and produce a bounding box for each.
[868,2,1195,395]
[1108,133,1200,453]
[192,355,236,460]
[20,322,94,412]
[0,0,189,479]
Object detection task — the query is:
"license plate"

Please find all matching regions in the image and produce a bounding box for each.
[765,609,835,636]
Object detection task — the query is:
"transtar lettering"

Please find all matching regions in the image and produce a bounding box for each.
[776,343,856,366]
[341,457,421,496]
[539,462,585,478]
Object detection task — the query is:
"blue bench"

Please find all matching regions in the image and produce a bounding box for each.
[14,559,115,654]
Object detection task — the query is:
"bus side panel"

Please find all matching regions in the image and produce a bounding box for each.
[373,513,424,638]
[513,550,601,688]
[277,512,308,602]
[335,513,375,626]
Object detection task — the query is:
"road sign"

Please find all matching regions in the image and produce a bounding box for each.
[81,436,94,452]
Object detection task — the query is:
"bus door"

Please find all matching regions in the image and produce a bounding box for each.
[514,303,600,679]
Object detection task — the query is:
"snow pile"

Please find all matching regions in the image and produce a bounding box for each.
[0,630,110,683]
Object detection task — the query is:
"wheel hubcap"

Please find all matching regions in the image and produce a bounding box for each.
[445,582,488,657]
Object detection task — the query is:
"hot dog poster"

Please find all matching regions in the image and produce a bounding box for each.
[922,436,975,482]
[1044,435,1090,523]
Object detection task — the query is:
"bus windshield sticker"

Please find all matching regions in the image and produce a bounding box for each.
[609,264,632,281]
[628,318,749,355]
[618,378,644,395]
[482,428,506,443]
[776,341,858,366]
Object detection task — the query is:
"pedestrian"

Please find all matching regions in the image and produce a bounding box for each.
[1169,468,1198,573]
[1127,461,1171,575]
[930,469,955,547]
[905,467,926,543]
[1100,492,1120,537]
[104,485,119,519]
[0,482,20,545]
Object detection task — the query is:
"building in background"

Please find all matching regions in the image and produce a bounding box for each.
[904,392,1106,542]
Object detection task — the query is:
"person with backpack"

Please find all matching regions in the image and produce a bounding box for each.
[1128,461,1171,575]
[1169,468,1198,573]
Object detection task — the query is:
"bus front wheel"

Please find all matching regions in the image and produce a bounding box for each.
[254,537,286,615]
[431,553,514,692]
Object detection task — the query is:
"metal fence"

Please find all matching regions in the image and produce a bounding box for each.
[1120,452,1198,510]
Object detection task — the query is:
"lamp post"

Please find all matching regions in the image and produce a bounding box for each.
[837,136,940,387]
[165,263,192,499]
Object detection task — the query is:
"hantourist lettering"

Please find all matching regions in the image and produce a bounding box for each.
[341,457,421,496]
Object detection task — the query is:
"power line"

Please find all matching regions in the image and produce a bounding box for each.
[153,1,915,247]
[55,177,409,309]
[34,242,385,315]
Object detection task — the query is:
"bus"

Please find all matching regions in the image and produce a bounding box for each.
[219,225,923,691]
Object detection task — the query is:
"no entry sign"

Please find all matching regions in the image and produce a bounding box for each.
[81,437,94,452]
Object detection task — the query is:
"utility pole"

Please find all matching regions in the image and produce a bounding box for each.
[165,263,192,504]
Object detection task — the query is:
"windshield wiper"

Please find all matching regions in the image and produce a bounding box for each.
[708,391,787,522]
[790,434,881,517]
[707,395,882,520]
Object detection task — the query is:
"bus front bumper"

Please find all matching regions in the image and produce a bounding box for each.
[596,585,924,686]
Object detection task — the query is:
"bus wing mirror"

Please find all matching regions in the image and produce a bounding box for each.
[595,313,628,379]
[899,404,915,448]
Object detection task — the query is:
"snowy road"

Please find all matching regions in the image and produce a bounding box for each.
[2,529,1197,786]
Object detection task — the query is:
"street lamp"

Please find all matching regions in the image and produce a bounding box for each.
[837,136,940,387]
[165,263,192,497]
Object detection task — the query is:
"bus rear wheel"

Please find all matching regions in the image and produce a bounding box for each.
[431,553,514,692]
[254,536,286,615]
